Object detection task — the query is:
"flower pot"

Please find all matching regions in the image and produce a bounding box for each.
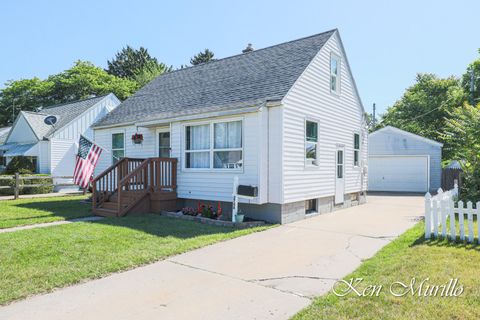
[235,214,245,223]
[132,139,143,144]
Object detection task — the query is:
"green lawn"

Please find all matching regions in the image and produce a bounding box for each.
[0,195,91,229]
[293,222,480,320]
[0,214,270,305]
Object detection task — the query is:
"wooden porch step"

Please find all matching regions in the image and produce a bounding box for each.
[101,201,119,210]
[93,208,117,217]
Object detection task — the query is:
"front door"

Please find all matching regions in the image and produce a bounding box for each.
[335,147,345,204]
[157,128,171,158]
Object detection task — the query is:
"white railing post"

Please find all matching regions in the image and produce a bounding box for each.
[458,201,465,241]
[450,199,456,241]
[467,201,474,243]
[453,183,459,197]
[425,192,432,239]
[477,202,480,244]
[232,176,239,222]
[441,197,447,238]
[432,199,439,237]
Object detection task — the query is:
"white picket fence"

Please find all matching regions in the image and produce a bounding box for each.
[425,184,480,243]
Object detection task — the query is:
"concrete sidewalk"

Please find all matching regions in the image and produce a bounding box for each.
[0,195,424,320]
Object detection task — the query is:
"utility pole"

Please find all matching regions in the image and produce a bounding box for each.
[372,103,376,128]
[12,98,15,124]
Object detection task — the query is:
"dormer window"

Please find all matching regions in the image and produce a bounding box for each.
[330,54,340,94]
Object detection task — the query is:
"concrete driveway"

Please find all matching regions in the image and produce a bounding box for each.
[0,195,424,320]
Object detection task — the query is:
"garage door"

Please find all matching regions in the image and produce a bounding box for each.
[368,156,429,192]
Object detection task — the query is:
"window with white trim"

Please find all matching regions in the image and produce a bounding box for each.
[185,120,243,169]
[112,133,125,163]
[213,121,242,169]
[330,55,340,93]
[353,133,360,167]
[305,120,318,165]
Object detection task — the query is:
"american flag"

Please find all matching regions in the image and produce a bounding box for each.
[74,135,102,189]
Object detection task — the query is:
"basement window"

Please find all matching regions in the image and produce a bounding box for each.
[305,199,318,214]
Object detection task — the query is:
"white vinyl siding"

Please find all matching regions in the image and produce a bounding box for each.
[50,138,77,185]
[5,115,38,144]
[52,94,119,141]
[94,113,262,203]
[281,31,367,203]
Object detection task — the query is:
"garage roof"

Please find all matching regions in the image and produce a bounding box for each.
[370,126,443,147]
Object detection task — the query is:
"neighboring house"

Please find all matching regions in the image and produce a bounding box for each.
[92,29,368,224]
[368,126,442,193]
[0,127,12,172]
[0,94,120,182]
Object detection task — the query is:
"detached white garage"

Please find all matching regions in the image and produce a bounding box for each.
[368,126,442,193]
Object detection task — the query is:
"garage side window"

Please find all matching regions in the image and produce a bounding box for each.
[353,133,360,167]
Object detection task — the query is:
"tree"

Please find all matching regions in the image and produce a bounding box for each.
[443,103,480,200]
[0,78,54,125]
[0,61,137,126]
[190,49,215,65]
[48,60,138,102]
[133,60,172,88]
[107,46,160,79]
[380,73,466,159]
[461,49,480,105]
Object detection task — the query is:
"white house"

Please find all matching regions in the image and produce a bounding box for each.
[368,126,443,193]
[0,94,120,183]
[92,29,368,223]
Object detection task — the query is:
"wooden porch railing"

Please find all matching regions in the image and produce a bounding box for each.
[92,158,145,210]
[92,157,177,217]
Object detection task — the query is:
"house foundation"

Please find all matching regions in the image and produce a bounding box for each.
[178,191,367,224]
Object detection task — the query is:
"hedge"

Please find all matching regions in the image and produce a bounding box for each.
[0,174,54,196]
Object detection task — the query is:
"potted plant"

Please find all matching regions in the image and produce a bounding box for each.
[235,209,245,223]
[131,133,144,144]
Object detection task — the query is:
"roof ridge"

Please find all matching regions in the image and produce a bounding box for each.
[41,94,109,110]
[154,29,337,77]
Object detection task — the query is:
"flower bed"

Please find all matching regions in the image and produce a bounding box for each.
[160,210,265,228]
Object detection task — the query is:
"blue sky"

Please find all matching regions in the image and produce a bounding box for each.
[0,0,478,115]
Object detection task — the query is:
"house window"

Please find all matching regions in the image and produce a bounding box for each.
[185,120,243,170]
[112,133,125,163]
[305,120,318,165]
[354,133,360,167]
[214,121,242,169]
[330,55,340,93]
[305,199,317,214]
[185,124,210,168]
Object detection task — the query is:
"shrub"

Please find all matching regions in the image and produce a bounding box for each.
[0,174,53,196]
[4,157,35,174]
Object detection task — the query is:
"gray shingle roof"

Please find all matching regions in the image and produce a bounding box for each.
[94,30,336,127]
[22,95,109,139]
